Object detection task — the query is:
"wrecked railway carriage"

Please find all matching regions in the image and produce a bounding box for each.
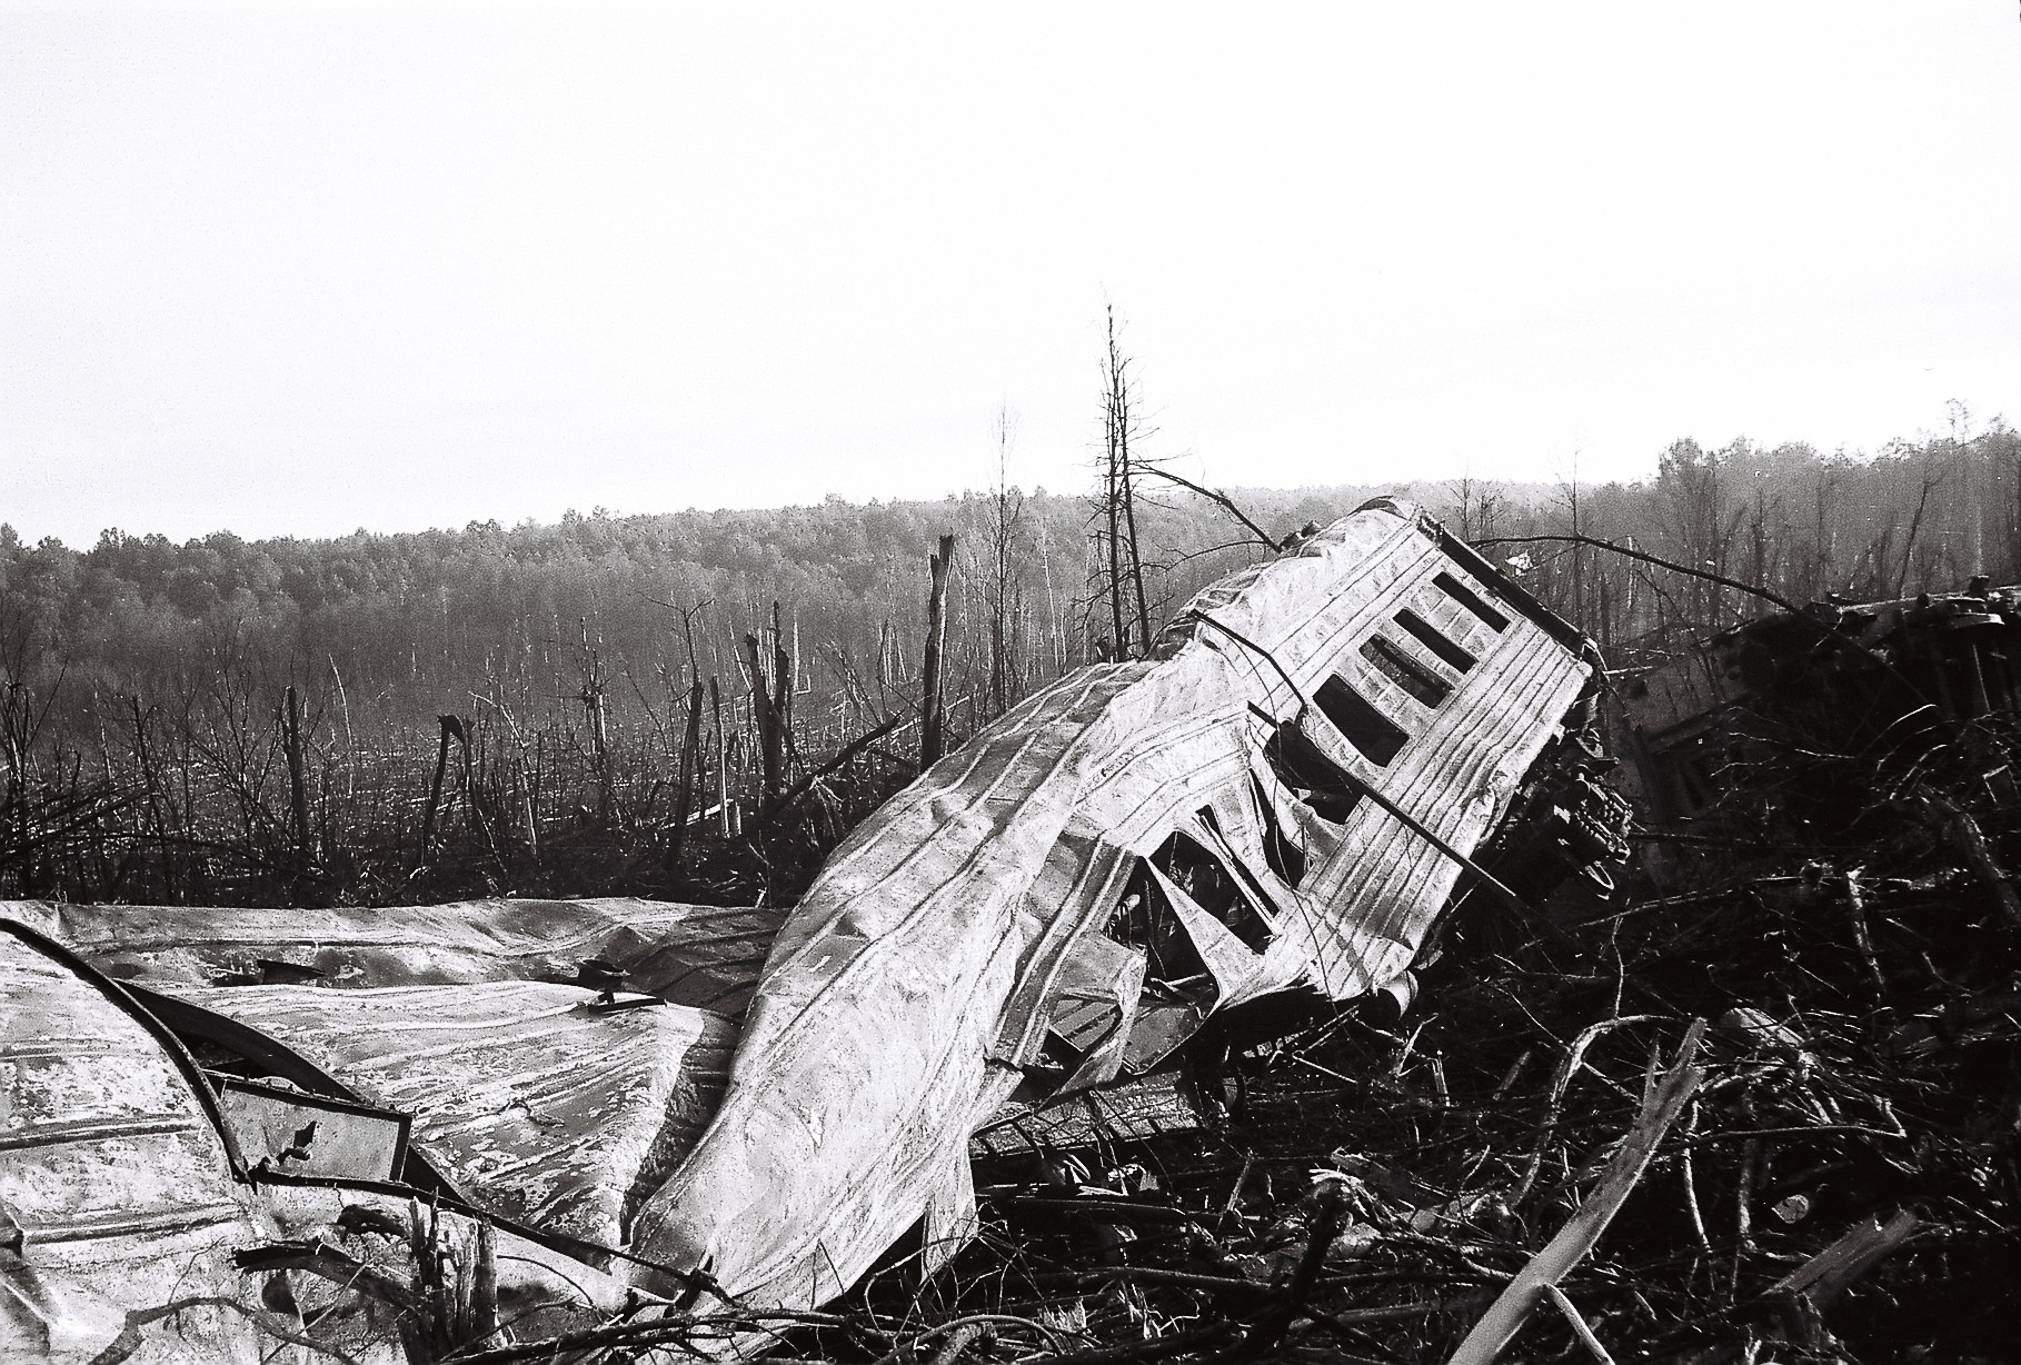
[2,500,1627,1360]
[1613,578,2021,875]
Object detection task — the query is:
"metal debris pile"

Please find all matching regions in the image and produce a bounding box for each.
[322,816,2006,1364]
[659,622,2021,1364]
[698,818,2012,1363]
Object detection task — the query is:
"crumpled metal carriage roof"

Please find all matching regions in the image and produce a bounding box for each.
[6,895,784,1016]
[632,500,1600,1307]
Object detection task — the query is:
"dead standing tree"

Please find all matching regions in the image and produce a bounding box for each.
[1658,439,1749,630]
[741,601,795,813]
[1097,305,1155,659]
[710,677,730,836]
[416,713,467,869]
[984,404,1030,719]
[1447,466,1507,545]
[573,620,613,823]
[282,683,311,868]
[664,601,709,870]
[920,534,956,767]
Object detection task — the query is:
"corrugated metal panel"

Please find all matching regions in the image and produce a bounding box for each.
[0,923,272,1363]
[2,922,670,1363]
[175,980,735,1246]
[1,933,243,1249]
[6,896,784,1017]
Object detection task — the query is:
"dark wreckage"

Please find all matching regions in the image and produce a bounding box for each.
[2,499,1628,1361]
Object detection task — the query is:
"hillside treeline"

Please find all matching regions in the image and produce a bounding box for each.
[3,424,2020,715]
[1,485,1383,738]
[5,425,2019,739]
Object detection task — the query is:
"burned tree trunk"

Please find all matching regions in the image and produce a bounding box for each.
[740,602,796,813]
[921,534,956,768]
[1120,440,1152,657]
[1098,304,1155,658]
[572,620,613,823]
[665,679,705,870]
[772,600,795,765]
[711,677,730,837]
[417,714,461,868]
[743,632,781,810]
[283,684,311,866]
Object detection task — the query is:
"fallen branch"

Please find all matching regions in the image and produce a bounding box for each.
[1769,1209,1919,1307]
[1921,793,2021,930]
[1545,1284,1618,1365]
[1137,466,1282,553]
[85,1295,362,1365]
[438,1307,856,1364]
[1475,534,1802,614]
[232,1238,420,1310]
[1511,1015,1666,1205]
[1304,1289,1495,1331]
[1445,1018,1707,1365]
[870,1314,1066,1365]
[996,1195,1217,1230]
[1244,1182,1349,1356]
[747,713,907,836]
[927,1324,989,1365]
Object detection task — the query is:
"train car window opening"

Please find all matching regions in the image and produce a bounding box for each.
[1037,1029,1086,1071]
[1192,805,1287,930]
[1104,860,1212,986]
[1314,674,1409,765]
[1247,775,1309,888]
[1263,718,1364,822]
[1434,571,1510,633]
[1150,828,1273,952]
[1395,608,1477,673]
[215,1078,411,1183]
[1362,636,1453,708]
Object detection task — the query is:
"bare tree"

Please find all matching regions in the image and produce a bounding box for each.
[1096,305,1155,658]
[1446,465,1505,545]
[1552,450,1587,634]
[1893,465,1946,600]
[1656,439,1746,628]
[1805,454,1844,603]
[984,404,1029,717]
[920,535,956,766]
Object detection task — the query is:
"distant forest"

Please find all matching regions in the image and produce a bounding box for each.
[6,421,2019,747]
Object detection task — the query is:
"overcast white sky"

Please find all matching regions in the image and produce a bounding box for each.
[4,3,2018,546]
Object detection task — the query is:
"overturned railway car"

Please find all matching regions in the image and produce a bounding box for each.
[3,499,1625,1359]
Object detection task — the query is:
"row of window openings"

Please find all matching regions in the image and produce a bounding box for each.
[1257,571,1508,868]
[1093,571,1511,995]
[1315,577,1502,766]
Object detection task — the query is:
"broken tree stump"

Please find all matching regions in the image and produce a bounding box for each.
[416,714,462,869]
[283,683,312,867]
[666,678,704,869]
